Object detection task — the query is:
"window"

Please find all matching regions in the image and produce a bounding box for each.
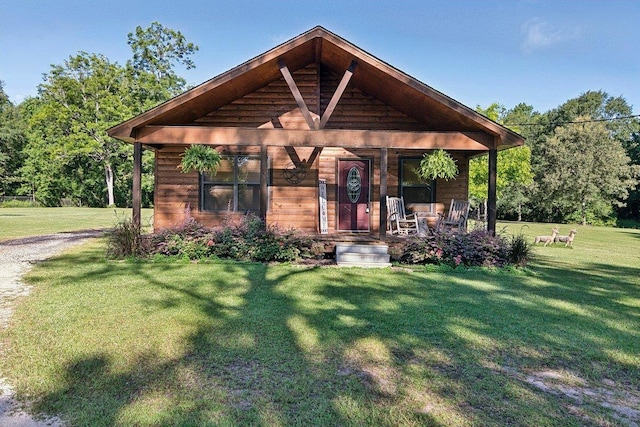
[201,155,261,212]
[400,158,435,204]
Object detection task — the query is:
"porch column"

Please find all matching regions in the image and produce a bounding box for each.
[132,142,142,229]
[379,148,388,239]
[487,147,497,235]
[260,144,268,222]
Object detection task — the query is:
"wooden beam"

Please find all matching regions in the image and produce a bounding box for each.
[278,59,316,130]
[307,147,322,165]
[314,39,322,117]
[137,126,494,150]
[488,146,498,235]
[260,144,268,221]
[284,146,303,167]
[284,146,323,168]
[380,147,388,239]
[132,142,142,229]
[320,60,357,129]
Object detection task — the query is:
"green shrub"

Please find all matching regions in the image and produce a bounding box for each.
[143,214,315,263]
[162,234,212,259]
[106,219,144,259]
[249,225,306,262]
[211,216,312,262]
[147,216,214,259]
[210,227,250,260]
[616,218,640,229]
[400,229,512,268]
[508,232,533,267]
[0,200,40,208]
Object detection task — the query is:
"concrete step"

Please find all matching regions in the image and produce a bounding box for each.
[335,244,389,255]
[335,244,391,268]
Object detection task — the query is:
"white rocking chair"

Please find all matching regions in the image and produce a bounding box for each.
[435,199,470,233]
[386,196,419,235]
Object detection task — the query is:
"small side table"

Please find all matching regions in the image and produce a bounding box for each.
[406,203,445,235]
[416,213,438,235]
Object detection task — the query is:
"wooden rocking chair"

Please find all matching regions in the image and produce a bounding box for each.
[386,196,419,235]
[435,199,470,233]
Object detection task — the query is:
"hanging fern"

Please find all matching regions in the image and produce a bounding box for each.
[179,145,221,175]
[419,149,459,181]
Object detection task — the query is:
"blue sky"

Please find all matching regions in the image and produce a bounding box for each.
[2,0,639,114]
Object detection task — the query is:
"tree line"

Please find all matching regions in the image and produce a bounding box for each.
[470,95,640,225]
[0,22,197,208]
[1,22,639,225]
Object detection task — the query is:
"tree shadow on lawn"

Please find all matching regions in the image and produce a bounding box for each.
[20,252,640,426]
[24,258,443,426]
[529,257,640,323]
[302,267,640,425]
[620,230,640,242]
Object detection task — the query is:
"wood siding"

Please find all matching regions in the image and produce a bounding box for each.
[194,64,428,131]
[154,144,469,233]
[269,146,319,230]
[319,66,426,131]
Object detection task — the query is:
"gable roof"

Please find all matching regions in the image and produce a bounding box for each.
[108,26,523,149]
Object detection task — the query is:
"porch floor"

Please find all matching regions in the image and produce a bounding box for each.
[315,232,407,244]
[314,232,410,254]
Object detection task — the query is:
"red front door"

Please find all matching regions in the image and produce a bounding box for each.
[338,159,370,231]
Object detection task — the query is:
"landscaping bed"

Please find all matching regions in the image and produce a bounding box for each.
[107,214,532,269]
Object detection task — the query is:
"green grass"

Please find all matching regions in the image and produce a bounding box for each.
[0,207,154,241]
[1,221,639,426]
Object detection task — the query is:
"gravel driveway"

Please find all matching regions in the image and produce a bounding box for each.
[0,230,104,427]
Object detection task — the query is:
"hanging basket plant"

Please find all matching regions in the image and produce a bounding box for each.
[179,144,221,175]
[419,149,459,181]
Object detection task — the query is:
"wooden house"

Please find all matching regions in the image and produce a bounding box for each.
[108,26,523,239]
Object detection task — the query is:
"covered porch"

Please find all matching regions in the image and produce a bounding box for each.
[129,127,500,239]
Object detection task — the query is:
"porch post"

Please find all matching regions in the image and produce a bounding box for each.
[132,142,142,229]
[260,144,268,222]
[488,146,498,235]
[380,148,388,239]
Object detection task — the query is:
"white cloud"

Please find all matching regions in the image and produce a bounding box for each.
[521,18,580,53]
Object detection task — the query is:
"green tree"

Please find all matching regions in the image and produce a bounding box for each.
[35,52,135,206]
[0,81,27,197]
[20,94,110,206]
[540,117,638,225]
[527,91,638,223]
[19,97,72,204]
[615,118,640,221]
[502,103,541,139]
[469,103,535,220]
[469,145,534,221]
[21,22,198,207]
[127,21,198,97]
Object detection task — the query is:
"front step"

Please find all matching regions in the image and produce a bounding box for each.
[335,244,391,268]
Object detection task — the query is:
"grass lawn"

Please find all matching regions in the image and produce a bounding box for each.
[0,207,154,241]
[1,221,639,426]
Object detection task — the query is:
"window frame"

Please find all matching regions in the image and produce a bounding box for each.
[399,157,436,204]
[200,154,261,212]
